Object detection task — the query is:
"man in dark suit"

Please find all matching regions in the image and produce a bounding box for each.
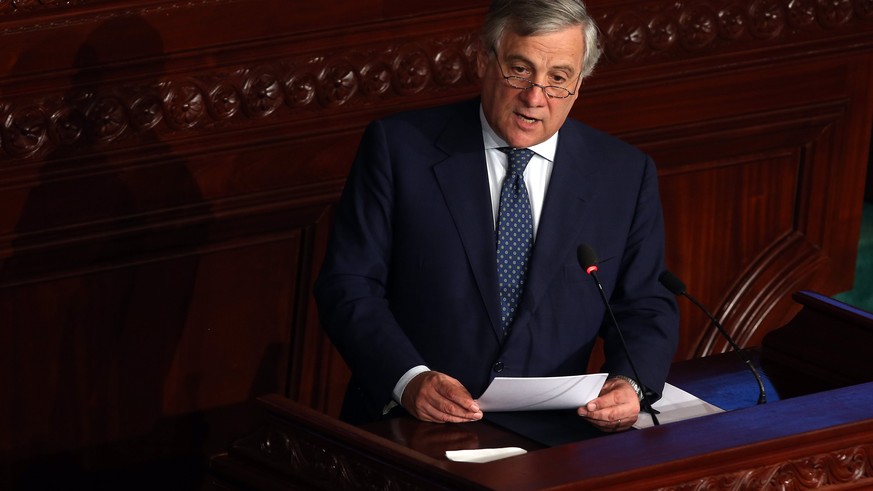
[314,0,678,432]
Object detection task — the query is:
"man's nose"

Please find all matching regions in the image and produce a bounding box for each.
[518,82,548,105]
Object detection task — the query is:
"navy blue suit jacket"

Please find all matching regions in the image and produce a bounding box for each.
[314,98,679,423]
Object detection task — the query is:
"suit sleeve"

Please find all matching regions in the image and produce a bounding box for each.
[313,120,425,410]
[599,154,679,401]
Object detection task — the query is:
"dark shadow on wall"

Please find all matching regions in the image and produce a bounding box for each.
[0,14,214,491]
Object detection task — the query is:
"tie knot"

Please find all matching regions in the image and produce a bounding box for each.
[500,147,535,176]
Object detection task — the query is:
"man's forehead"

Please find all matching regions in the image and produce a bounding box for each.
[498,32,585,71]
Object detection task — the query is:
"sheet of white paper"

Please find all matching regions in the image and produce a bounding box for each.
[445,447,527,463]
[476,373,608,412]
[634,382,724,428]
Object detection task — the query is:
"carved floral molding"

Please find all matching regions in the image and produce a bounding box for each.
[0,33,480,161]
[0,0,238,18]
[236,424,428,491]
[0,0,91,15]
[600,0,873,62]
[659,443,873,490]
[1,0,872,161]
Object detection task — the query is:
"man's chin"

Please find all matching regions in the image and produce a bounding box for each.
[503,132,544,149]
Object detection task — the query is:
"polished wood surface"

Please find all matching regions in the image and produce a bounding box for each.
[762,290,873,397]
[2,1,873,486]
[208,292,873,490]
[212,383,873,491]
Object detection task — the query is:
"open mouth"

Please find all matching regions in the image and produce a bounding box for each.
[516,112,539,124]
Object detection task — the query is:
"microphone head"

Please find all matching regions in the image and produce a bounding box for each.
[658,270,687,295]
[576,244,599,275]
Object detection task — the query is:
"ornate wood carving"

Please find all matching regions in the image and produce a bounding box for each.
[0,33,481,162]
[230,424,428,491]
[0,0,240,25]
[3,1,872,162]
[658,444,873,490]
[599,0,873,64]
[0,0,92,16]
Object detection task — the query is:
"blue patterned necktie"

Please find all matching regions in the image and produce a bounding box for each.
[496,147,535,335]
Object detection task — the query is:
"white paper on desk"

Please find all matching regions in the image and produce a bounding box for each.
[476,373,608,412]
[445,447,527,463]
[634,382,724,429]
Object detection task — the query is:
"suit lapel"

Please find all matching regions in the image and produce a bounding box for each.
[517,127,599,320]
[432,101,504,339]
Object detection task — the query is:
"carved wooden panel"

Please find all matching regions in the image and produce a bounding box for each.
[656,444,873,490]
[610,58,873,358]
[579,10,873,358]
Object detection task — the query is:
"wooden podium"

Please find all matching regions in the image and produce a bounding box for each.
[208,292,873,490]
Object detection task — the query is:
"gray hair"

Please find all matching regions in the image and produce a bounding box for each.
[482,0,602,78]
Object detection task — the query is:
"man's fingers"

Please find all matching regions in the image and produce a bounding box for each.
[404,371,483,423]
[577,408,638,432]
[577,379,641,432]
[430,376,482,421]
[439,382,481,413]
[417,392,477,422]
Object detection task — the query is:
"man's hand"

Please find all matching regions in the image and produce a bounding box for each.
[401,371,483,423]
[577,377,640,432]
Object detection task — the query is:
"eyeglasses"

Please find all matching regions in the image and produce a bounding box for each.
[492,49,582,99]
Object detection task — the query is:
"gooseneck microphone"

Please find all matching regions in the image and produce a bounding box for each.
[658,270,766,405]
[577,244,660,426]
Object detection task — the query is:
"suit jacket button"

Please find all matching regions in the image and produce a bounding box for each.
[493,361,504,373]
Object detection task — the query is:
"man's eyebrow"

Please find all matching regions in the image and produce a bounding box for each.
[505,54,577,75]
[551,63,577,75]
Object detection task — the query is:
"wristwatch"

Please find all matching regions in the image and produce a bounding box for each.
[610,374,644,402]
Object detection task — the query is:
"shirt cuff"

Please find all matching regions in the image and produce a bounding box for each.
[382,365,431,415]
